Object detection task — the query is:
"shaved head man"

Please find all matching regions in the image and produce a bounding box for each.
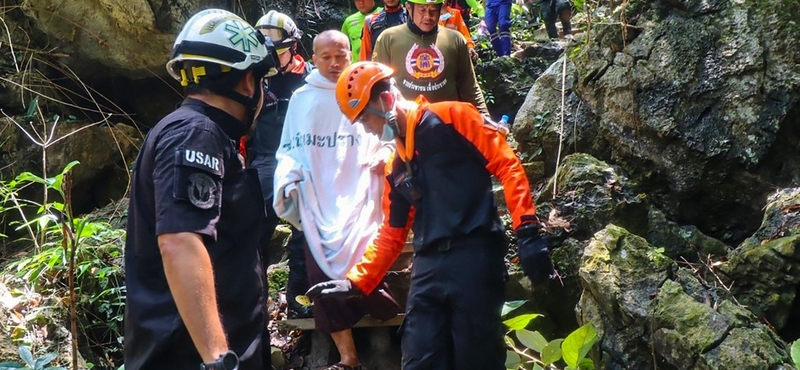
[275,28,399,370]
[313,30,352,83]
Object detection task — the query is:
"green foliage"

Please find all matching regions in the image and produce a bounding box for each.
[503,301,598,370]
[1,162,125,366]
[268,267,289,301]
[509,4,537,42]
[477,74,496,105]
[503,314,541,331]
[1,161,81,249]
[502,300,527,316]
[2,218,126,347]
[562,324,597,368]
[791,340,800,370]
[0,346,66,370]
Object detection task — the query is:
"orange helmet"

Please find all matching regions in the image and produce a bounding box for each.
[336,62,394,122]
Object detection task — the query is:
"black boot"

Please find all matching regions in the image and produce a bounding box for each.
[286,227,313,319]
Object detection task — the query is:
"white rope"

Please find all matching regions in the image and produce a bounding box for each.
[553,55,567,196]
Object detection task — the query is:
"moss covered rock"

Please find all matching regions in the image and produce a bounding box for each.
[719,188,800,332]
[580,225,674,325]
[538,153,648,240]
[721,234,800,331]
[653,280,792,369]
[578,224,792,369]
[646,206,730,260]
[578,225,675,368]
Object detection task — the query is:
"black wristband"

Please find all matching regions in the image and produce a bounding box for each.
[200,351,239,370]
[516,223,542,239]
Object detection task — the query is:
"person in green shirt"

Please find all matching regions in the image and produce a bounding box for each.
[342,0,382,62]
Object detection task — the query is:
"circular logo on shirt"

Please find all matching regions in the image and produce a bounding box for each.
[405,43,446,79]
[187,172,217,209]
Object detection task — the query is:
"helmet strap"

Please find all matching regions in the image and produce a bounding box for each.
[278,45,297,74]
[211,77,263,128]
[377,91,401,137]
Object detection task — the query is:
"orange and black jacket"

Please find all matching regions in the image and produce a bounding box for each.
[360,5,407,61]
[439,6,475,49]
[347,96,537,294]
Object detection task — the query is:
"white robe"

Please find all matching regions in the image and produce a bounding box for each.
[273,69,385,280]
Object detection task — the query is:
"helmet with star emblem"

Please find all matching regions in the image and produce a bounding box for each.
[167,9,279,86]
[335,61,394,122]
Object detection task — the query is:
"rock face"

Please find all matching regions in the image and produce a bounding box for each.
[9,0,267,79]
[646,206,730,260]
[720,188,800,334]
[4,0,352,80]
[0,118,141,217]
[579,225,675,369]
[538,153,648,241]
[528,154,731,338]
[474,55,553,121]
[578,225,793,370]
[1,0,352,127]
[514,57,603,175]
[14,0,172,79]
[515,0,800,242]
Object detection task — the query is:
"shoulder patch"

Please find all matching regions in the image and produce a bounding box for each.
[181,148,223,176]
[187,173,218,209]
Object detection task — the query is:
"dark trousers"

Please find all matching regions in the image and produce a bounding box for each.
[540,0,572,38]
[485,2,513,56]
[287,226,309,301]
[251,155,309,303]
[402,233,507,370]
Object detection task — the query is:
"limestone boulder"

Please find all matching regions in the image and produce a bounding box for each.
[515,0,800,242]
[720,188,800,332]
[537,153,648,241]
[474,54,553,121]
[0,117,142,215]
[578,225,794,369]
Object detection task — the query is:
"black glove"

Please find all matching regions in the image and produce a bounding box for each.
[516,223,555,285]
[305,279,361,300]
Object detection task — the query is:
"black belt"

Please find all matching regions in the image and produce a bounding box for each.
[423,232,505,254]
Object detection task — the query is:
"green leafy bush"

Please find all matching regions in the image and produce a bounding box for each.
[0,162,125,366]
[503,300,597,370]
[0,346,66,370]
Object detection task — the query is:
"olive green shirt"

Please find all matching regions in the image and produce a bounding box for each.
[373,24,488,114]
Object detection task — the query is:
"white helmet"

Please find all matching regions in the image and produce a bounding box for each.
[166,9,278,86]
[255,10,301,52]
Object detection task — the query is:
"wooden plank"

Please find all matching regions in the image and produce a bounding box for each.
[276,314,405,331]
